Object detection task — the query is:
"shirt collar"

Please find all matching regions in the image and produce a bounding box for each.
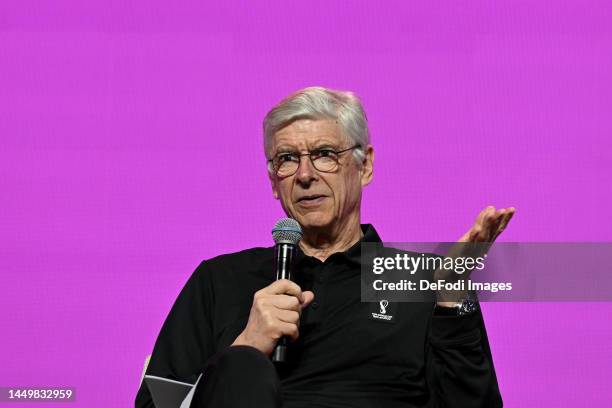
[296,224,383,267]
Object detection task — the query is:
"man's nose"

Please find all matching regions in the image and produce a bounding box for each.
[295,155,318,184]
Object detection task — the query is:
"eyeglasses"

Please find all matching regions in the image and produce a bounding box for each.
[268,145,362,177]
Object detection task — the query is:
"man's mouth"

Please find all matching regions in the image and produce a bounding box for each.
[297,194,327,205]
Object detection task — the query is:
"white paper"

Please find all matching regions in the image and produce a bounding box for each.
[144,373,203,408]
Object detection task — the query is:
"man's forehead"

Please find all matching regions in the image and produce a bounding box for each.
[272,118,344,147]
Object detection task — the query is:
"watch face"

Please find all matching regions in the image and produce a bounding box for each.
[458,299,479,315]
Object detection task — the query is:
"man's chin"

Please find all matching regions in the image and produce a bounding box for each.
[292,214,333,232]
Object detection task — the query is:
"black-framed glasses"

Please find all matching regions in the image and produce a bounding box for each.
[267,145,362,177]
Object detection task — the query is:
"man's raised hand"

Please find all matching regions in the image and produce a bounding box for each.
[459,205,515,244]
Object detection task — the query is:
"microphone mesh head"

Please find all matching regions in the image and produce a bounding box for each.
[272,218,303,245]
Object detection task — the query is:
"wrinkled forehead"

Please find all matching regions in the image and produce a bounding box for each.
[271,118,348,153]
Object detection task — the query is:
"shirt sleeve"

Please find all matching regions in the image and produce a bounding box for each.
[425,308,503,408]
[135,261,216,408]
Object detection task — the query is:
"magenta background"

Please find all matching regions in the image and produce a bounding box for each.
[1,1,611,407]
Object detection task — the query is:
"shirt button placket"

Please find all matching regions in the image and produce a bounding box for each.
[309,266,326,320]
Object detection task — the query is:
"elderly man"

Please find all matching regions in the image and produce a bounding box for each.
[135,87,514,408]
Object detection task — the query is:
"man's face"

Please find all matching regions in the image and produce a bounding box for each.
[268,118,374,232]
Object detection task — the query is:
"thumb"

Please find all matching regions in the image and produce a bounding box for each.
[300,291,315,309]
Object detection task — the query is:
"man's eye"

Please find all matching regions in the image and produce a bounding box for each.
[315,149,337,158]
[278,154,298,162]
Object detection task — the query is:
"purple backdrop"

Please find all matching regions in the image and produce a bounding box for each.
[1,1,611,406]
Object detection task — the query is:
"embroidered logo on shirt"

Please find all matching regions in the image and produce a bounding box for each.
[370,299,394,322]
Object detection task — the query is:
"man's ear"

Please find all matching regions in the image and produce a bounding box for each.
[360,144,374,187]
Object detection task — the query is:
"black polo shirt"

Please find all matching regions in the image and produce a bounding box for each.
[136,224,502,407]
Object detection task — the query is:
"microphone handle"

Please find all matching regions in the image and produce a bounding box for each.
[272,242,296,363]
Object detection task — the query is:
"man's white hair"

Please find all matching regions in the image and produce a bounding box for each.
[263,86,370,167]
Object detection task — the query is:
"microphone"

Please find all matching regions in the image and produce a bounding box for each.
[271,218,303,363]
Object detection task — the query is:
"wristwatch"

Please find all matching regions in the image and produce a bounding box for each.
[434,296,479,316]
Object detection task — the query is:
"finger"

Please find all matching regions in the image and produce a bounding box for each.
[268,294,302,312]
[265,292,315,318]
[475,206,495,226]
[486,207,505,227]
[493,208,507,224]
[279,322,299,342]
[493,208,515,239]
[300,291,315,309]
[488,209,506,237]
[474,206,497,239]
[489,208,513,241]
[485,207,511,240]
[264,279,304,302]
[275,308,300,324]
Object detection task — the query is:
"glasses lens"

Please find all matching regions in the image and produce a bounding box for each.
[312,150,339,172]
[275,155,299,176]
[312,156,337,172]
